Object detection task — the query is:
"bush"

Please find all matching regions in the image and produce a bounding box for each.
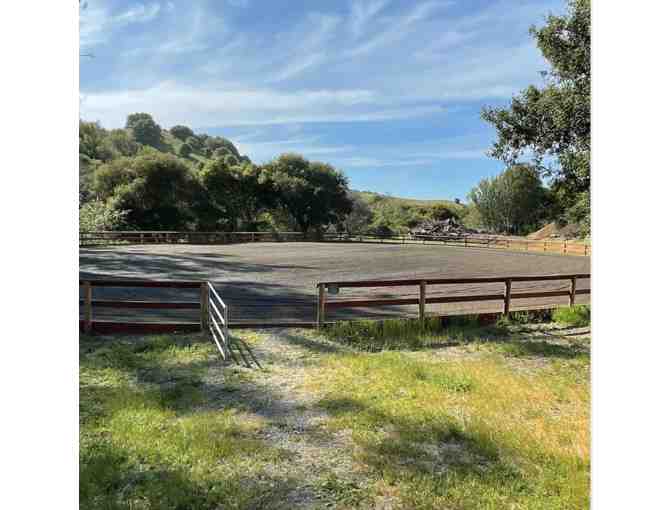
[552,305,590,327]
[79,200,128,231]
[178,143,192,158]
[169,125,194,141]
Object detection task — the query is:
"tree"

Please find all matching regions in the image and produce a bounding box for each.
[79,120,115,162]
[200,159,274,230]
[342,193,373,233]
[107,129,139,157]
[205,136,240,158]
[93,152,197,229]
[260,154,352,233]
[169,125,195,141]
[126,112,162,148]
[178,143,192,158]
[213,147,233,159]
[481,0,590,232]
[79,200,128,231]
[430,203,459,222]
[468,165,549,234]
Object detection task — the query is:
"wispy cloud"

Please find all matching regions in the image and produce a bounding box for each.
[81,0,561,136]
[80,1,164,48]
[349,0,389,38]
[345,1,455,57]
[80,81,447,128]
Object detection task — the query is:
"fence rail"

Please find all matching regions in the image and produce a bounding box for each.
[80,231,306,246]
[322,232,591,256]
[315,273,590,328]
[80,230,590,256]
[79,279,205,334]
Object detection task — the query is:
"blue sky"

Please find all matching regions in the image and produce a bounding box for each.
[80,0,563,200]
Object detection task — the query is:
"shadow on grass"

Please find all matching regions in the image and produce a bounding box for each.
[80,437,299,510]
[315,396,528,493]
[321,316,589,361]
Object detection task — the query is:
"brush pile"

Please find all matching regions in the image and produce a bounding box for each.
[410,218,478,238]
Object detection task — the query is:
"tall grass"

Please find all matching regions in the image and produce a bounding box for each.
[305,347,590,509]
[552,305,591,327]
[324,316,494,351]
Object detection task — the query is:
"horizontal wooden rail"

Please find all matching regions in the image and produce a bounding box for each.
[315,273,590,328]
[79,279,208,334]
[79,279,201,288]
[320,273,590,288]
[80,230,590,256]
[79,300,200,309]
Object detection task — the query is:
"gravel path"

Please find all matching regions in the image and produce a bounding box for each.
[196,325,590,508]
[203,330,374,509]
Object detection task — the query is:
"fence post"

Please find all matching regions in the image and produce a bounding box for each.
[83,281,92,334]
[585,244,588,256]
[569,277,577,306]
[503,279,512,317]
[544,241,547,252]
[464,237,467,248]
[200,283,209,332]
[506,239,510,249]
[316,284,325,329]
[419,280,426,326]
[563,240,567,254]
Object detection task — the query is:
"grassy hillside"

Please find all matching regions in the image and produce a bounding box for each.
[352,190,467,234]
[354,191,460,208]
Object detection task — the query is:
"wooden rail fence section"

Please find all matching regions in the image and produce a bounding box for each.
[315,273,590,328]
[79,279,204,334]
[80,231,590,257]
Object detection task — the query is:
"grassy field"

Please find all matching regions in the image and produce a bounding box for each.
[80,312,589,509]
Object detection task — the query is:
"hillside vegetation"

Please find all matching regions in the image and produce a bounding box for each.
[351,191,466,235]
[79,1,589,239]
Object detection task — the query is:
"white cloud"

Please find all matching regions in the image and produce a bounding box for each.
[345,1,454,57]
[349,0,389,38]
[80,81,444,128]
[80,1,163,48]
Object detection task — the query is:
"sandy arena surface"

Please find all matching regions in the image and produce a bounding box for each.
[79,241,590,324]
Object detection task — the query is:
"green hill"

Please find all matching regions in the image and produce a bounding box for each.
[351,190,466,234]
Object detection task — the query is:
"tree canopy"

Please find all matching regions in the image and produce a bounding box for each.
[93,151,198,230]
[126,113,163,148]
[260,154,352,233]
[481,0,590,233]
[468,165,550,235]
[79,115,360,234]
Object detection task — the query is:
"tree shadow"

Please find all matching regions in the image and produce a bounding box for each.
[315,396,525,489]
[80,436,300,509]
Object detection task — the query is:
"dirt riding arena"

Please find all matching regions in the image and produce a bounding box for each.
[80,241,590,325]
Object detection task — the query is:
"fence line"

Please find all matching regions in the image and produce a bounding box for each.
[80,230,590,256]
[79,279,204,334]
[315,273,590,328]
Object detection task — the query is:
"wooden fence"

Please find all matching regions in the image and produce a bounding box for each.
[80,231,306,246]
[315,273,590,328]
[322,232,591,256]
[80,230,590,256]
[79,279,205,334]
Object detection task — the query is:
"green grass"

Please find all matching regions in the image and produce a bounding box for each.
[304,343,590,509]
[81,322,589,509]
[552,305,591,327]
[324,316,503,351]
[79,334,292,510]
